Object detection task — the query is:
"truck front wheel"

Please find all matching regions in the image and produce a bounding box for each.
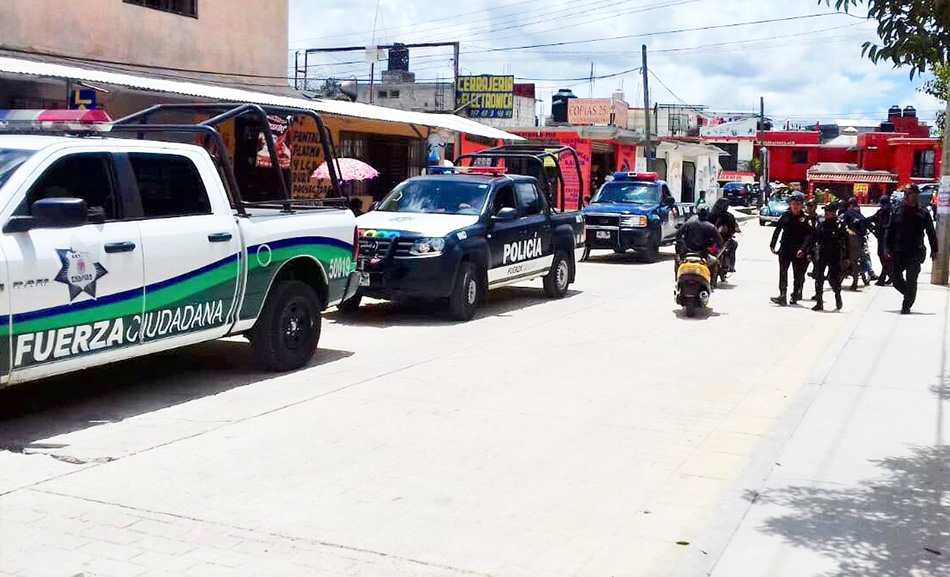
[543,250,571,298]
[448,261,482,321]
[252,280,322,371]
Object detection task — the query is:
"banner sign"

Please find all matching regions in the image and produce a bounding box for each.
[568,99,611,125]
[456,75,514,119]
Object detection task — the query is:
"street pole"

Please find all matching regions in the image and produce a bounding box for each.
[642,45,652,171]
[759,96,768,204]
[931,97,950,285]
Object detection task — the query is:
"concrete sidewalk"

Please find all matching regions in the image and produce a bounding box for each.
[676,277,950,577]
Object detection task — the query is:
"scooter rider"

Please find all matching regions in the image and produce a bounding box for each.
[676,203,723,281]
[809,203,848,311]
[710,197,740,272]
[770,192,811,306]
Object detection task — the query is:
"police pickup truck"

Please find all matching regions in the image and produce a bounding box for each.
[582,172,692,261]
[0,106,358,387]
[344,168,585,320]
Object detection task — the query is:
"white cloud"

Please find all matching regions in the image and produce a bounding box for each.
[289,0,943,124]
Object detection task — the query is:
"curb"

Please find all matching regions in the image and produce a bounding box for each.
[670,285,881,577]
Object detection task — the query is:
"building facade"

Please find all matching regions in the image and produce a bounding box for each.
[0,0,288,83]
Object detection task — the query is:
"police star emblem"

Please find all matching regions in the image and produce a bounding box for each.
[54,249,108,301]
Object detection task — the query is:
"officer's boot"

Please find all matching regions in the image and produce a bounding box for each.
[835,292,843,311]
[812,297,824,312]
[770,294,787,307]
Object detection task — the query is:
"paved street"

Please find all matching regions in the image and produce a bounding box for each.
[0,218,916,577]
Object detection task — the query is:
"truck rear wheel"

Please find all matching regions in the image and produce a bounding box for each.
[252,280,322,371]
[448,262,482,321]
[543,250,571,298]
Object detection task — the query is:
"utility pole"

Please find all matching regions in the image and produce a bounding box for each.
[758,96,768,201]
[931,97,950,285]
[641,45,652,171]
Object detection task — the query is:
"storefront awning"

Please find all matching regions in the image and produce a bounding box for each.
[807,162,897,184]
[0,54,523,142]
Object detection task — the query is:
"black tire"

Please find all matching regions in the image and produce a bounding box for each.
[252,280,322,372]
[613,248,627,254]
[684,298,698,318]
[337,292,362,313]
[448,261,482,321]
[543,250,571,298]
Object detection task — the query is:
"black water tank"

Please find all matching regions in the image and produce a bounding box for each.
[888,105,902,118]
[880,121,896,132]
[552,88,577,123]
[903,106,917,118]
[388,43,409,72]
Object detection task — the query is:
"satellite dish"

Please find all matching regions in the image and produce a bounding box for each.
[340,78,358,102]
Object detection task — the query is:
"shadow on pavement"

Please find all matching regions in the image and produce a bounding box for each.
[745,444,950,577]
[671,308,724,320]
[0,340,353,451]
[327,287,582,328]
[582,250,676,265]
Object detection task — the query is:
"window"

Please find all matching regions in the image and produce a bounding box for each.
[493,185,518,214]
[390,90,401,99]
[24,153,118,219]
[791,150,809,165]
[378,91,388,99]
[128,154,211,218]
[913,149,936,179]
[124,0,197,17]
[516,183,542,215]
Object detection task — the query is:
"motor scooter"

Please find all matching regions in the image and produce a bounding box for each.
[675,253,714,317]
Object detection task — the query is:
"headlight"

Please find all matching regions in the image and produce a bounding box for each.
[761,206,769,215]
[410,237,446,255]
[620,215,648,228]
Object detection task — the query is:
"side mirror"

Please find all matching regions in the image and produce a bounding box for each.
[5,198,91,233]
[492,207,519,222]
[584,195,592,203]
[664,196,676,208]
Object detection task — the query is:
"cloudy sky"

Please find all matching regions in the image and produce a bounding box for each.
[288,0,942,125]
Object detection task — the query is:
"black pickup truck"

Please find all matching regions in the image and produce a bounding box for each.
[344,168,585,320]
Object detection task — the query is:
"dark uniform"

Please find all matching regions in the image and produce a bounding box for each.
[810,209,848,311]
[676,212,722,282]
[710,199,739,272]
[770,205,812,305]
[866,198,893,285]
[885,198,938,313]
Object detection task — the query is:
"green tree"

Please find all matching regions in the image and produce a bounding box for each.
[919,65,950,136]
[822,1,950,77]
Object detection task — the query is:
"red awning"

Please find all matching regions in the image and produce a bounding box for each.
[807,172,897,184]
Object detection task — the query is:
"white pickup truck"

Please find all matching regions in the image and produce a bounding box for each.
[0,106,358,387]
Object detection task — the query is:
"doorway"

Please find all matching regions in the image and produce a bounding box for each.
[682,161,696,203]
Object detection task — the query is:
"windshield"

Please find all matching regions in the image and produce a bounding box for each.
[592,182,659,204]
[0,149,34,189]
[769,192,788,203]
[377,179,490,215]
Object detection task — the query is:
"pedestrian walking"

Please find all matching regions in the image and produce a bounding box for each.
[770,192,812,306]
[867,195,893,286]
[884,185,939,314]
[809,203,848,311]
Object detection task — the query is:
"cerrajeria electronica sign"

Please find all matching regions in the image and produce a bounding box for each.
[456,75,515,119]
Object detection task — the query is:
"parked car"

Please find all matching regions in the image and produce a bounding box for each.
[0,105,359,387]
[582,172,694,262]
[722,182,753,206]
[759,191,790,226]
[347,169,585,321]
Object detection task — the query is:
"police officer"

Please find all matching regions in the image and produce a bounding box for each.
[884,185,939,314]
[710,197,739,272]
[810,203,847,311]
[867,195,893,286]
[770,192,811,306]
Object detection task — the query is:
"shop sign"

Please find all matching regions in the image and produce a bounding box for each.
[568,99,611,125]
[256,115,292,169]
[854,183,870,195]
[290,116,326,199]
[455,75,514,119]
[68,89,97,110]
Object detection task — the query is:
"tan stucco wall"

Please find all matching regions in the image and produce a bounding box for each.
[0,0,288,81]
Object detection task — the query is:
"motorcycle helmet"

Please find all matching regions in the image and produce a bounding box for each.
[789,192,805,203]
[696,203,710,220]
[879,195,890,206]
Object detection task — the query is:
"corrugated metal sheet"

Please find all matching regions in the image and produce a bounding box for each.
[0,55,524,142]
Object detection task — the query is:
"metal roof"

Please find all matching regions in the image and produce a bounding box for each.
[0,55,523,142]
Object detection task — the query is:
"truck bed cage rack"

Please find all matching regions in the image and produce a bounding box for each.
[454,143,585,211]
[112,103,344,217]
